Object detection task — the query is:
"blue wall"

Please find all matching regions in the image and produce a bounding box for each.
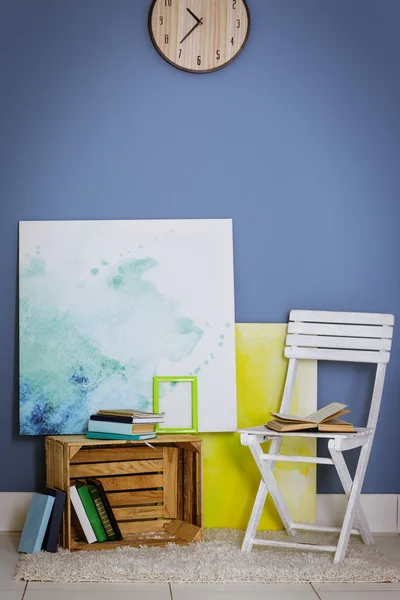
[0,0,399,493]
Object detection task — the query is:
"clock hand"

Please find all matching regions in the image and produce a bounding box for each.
[179,18,203,44]
[186,7,201,24]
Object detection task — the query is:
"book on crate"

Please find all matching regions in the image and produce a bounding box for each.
[18,494,55,553]
[97,409,165,422]
[265,402,355,433]
[86,431,157,440]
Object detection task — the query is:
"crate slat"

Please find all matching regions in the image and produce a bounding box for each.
[163,446,178,518]
[70,459,163,478]
[71,447,163,464]
[93,474,163,491]
[119,520,170,534]
[183,451,196,524]
[113,505,164,520]
[107,489,163,507]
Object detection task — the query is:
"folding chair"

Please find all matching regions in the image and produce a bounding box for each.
[239,310,394,563]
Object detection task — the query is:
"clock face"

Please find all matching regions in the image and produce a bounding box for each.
[149,0,250,73]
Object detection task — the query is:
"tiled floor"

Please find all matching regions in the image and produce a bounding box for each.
[1,533,400,599]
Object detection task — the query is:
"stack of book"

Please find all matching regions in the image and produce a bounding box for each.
[70,478,122,544]
[86,408,165,441]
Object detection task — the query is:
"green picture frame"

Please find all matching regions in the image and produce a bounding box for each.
[153,375,198,434]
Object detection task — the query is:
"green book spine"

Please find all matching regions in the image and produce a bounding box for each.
[88,485,117,541]
[76,485,107,542]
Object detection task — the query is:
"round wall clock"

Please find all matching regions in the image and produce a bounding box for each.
[149,0,250,73]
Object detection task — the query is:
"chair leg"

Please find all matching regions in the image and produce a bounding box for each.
[328,441,374,546]
[242,437,283,552]
[334,441,372,564]
[241,480,268,552]
[248,436,297,537]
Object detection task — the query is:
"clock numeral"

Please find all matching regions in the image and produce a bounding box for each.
[233,0,236,8]
[216,50,221,60]
[197,55,201,65]
[179,48,182,58]
[165,34,169,43]
[236,19,240,28]
[231,37,234,45]
[159,16,163,25]
[165,0,172,6]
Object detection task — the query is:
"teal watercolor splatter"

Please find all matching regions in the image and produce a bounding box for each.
[220,334,225,339]
[204,360,209,365]
[20,252,204,435]
[22,256,46,277]
[100,260,109,266]
[91,268,99,276]
[194,367,201,374]
[218,342,223,347]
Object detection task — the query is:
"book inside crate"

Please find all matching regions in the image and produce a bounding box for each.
[45,435,203,550]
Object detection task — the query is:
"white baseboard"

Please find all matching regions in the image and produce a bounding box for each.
[317,494,398,533]
[0,492,398,533]
[0,493,36,532]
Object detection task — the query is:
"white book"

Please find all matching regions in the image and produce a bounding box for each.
[70,485,96,544]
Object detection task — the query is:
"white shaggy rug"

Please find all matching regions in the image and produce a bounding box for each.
[15,529,400,584]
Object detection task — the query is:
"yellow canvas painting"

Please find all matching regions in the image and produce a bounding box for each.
[200,323,316,530]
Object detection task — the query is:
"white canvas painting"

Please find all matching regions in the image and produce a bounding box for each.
[19,219,237,434]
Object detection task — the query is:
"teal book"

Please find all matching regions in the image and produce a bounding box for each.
[86,431,156,441]
[88,419,153,435]
[18,494,55,553]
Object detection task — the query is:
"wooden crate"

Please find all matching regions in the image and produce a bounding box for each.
[45,434,203,551]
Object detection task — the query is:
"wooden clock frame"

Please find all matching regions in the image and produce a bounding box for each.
[148,0,250,74]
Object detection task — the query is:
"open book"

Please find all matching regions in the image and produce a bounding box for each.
[265,402,355,433]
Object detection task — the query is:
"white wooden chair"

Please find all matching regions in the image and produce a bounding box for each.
[239,310,394,563]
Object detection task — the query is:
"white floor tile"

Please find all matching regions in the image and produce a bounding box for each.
[313,591,400,599]
[24,582,170,599]
[314,583,400,592]
[0,592,25,600]
[170,583,318,599]
[0,535,25,591]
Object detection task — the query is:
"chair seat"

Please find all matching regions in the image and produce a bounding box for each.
[238,425,373,439]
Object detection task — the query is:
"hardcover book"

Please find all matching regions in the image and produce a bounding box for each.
[88,419,154,436]
[42,487,66,552]
[86,478,123,541]
[86,432,156,441]
[70,485,96,544]
[18,494,55,553]
[90,415,157,431]
[76,482,107,542]
[265,402,354,433]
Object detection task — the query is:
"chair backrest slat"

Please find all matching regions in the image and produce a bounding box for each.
[289,310,394,326]
[285,346,390,364]
[287,321,393,339]
[286,334,391,351]
[286,310,394,364]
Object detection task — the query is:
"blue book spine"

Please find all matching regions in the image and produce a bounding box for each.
[88,419,134,435]
[18,494,55,554]
[42,488,67,552]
